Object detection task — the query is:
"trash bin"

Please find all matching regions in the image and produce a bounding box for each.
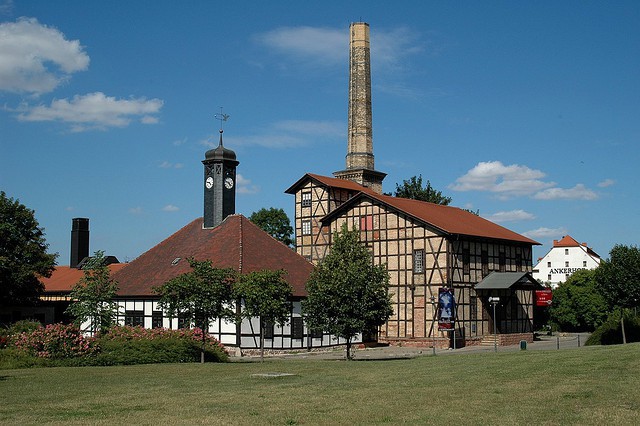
[520,340,527,350]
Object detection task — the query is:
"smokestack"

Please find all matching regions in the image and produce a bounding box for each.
[70,218,89,268]
[333,22,386,193]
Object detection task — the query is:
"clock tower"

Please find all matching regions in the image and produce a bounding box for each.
[202,129,239,228]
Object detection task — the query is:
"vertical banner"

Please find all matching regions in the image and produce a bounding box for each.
[438,287,455,330]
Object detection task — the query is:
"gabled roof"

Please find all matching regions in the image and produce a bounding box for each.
[112,215,313,297]
[296,173,539,245]
[553,235,600,259]
[285,173,379,195]
[41,264,128,293]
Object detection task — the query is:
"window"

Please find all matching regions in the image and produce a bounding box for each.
[565,249,569,255]
[481,250,489,277]
[302,220,311,235]
[548,274,552,281]
[311,328,323,338]
[125,310,144,327]
[360,215,373,231]
[583,261,587,267]
[152,311,163,329]
[470,296,477,321]
[565,261,570,267]
[177,314,189,329]
[301,192,312,207]
[499,251,506,272]
[462,249,470,275]
[547,261,551,267]
[291,317,304,339]
[516,253,523,272]
[413,249,425,274]
[261,320,274,339]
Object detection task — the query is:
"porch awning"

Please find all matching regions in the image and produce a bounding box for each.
[475,272,541,290]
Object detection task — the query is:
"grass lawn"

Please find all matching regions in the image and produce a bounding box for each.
[1,343,639,425]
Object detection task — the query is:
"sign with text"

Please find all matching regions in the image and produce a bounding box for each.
[438,287,456,330]
[535,289,553,306]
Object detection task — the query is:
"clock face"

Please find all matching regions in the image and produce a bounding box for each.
[224,177,234,189]
[205,176,214,189]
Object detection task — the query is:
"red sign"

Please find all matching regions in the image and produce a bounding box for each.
[535,289,553,306]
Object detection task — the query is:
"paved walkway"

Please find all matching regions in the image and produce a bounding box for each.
[240,333,591,361]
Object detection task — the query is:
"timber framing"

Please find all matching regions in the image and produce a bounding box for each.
[286,173,541,347]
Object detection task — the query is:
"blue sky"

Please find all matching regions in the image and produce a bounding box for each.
[1,0,638,265]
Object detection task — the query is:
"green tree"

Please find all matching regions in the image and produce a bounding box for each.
[302,224,393,360]
[0,191,57,306]
[65,251,119,335]
[393,175,452,205]
[249,207,294,247]
[549,269,608,332]
[154,258,236,363]
[595,244,640,343]
[234,269,293,361]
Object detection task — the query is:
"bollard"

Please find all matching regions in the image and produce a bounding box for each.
[578,335,581,347]
[557,336,560,350]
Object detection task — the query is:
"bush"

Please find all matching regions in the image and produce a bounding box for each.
[13,323,96,358]
[92,326,228,365]
[8,320,42,335]
[0,324,228,369]
[585,309,640,345]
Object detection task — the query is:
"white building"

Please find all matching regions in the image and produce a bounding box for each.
[532,235,601,288]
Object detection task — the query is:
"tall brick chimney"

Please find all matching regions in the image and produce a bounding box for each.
[70,218,89,268]
[334,22,386,193]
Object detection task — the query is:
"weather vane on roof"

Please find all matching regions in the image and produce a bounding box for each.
[214,107,230,132]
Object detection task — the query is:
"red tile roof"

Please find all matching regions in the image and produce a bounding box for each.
[553,235,582,247]
[553,235,600,258]
[112,215,313,297]
[41,264,128,293]
[290,173,539,245]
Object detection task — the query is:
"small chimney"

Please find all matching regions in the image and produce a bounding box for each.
[70,218,89,268]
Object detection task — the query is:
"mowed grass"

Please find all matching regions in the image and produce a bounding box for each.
[1,344,639,425]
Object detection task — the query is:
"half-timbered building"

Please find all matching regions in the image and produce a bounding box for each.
[286,174,541,347]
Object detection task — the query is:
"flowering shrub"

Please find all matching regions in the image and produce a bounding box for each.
[94,325,228,365]
[13,323,96,359]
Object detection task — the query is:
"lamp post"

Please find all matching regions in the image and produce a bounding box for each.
[488,296,500,352]
[430,295,437,356]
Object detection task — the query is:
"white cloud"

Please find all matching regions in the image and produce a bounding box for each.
[161,204,179,212]
[483,209,536,223]
[255,25,423,73]
[451,161,598,201]
[236,174,259,195]
[0,17,89,95]
[203,119,343,149]
[256,26,346,67]
[450,161,555,197]
[159,161,183,169]
[17,92,163,131]
[533,184,598,201]
[522,227,568,240]
[597,178,615,188]
[129,206,143,215]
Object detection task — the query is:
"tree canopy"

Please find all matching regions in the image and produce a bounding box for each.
[302,224,393,359]
[154,259,236,362]
[249,207,294,247]
[0,191,57,306]
[393,175,452,205]
[594,244,640,344]
[65,251,120,335]
[549,269,608,332]
[234,269,293,360]
[595,244,640,311]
